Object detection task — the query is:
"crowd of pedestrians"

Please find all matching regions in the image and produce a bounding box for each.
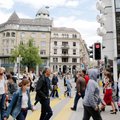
[0,66,120,120]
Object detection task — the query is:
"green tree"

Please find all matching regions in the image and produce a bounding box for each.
[11,39,42,71]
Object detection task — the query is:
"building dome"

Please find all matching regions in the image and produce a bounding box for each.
[36,7,50,19]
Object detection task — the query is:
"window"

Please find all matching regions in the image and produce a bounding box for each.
[62,58,68,62]
[20,32,25,38]
[40,50,46,55]
[54,33,58,37]
[41,41,46,46]
[72,58,77,63]
[6,32,10,37]
[3,33,5,37]
[54,41,57,46]
[62,42,68,46]
[53,58,58,62]
[41,33,46,38]
[73,49,76,55]
[11,39,14,44]
[11,49,14,53]
[62,49,68,54]
[11,32,15,37]
[6,49,9,54]
[73,42,76,46]
[54,49,57,54]
[72,34,77,38]
[2,40,4,45]
[6,39,9,44]
[31,33,35,38]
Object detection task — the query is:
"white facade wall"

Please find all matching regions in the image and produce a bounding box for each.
[50,29,82,73]
[97,0,114,60]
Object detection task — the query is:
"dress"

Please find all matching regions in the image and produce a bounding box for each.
[103,81,113,105]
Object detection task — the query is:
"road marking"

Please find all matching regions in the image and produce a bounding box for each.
[26,95,66,120]
[53,98,74,120]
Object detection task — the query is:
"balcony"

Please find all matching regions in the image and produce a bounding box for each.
[96,1,105,13]
[61,45,69,49]
[97,27,106,36]
[96,15,106,23]
[61,53,69,57]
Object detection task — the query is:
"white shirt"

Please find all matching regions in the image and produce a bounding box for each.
[22,92,28,108]
[0,79,5,95]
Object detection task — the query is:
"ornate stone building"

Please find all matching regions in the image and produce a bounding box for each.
[50,27,90,73]
[0,7,52,68]
[0,7,90,72]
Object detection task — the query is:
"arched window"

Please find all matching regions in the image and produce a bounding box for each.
[3,33,5,37]
[11,32,15,37]
[6,32,10,37]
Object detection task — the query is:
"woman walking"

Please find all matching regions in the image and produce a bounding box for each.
[100,72,116,114]
[4,78,34,120]
[0,67,7,120]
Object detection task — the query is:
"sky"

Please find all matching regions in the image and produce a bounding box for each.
[0,0,102,47]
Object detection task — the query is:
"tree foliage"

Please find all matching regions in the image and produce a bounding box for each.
[11,39,42,69]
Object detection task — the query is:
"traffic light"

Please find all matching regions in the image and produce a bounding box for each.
[94,42,101,60]
[89,45,94,58]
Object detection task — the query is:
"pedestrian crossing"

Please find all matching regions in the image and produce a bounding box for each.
[8,78,120,120]
[26,92,74,120]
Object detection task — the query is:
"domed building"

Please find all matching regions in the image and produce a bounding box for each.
[0,7,53,71]
[0,7,89,73]
[36,7,50,19]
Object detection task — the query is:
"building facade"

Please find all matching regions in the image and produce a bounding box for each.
[96,0,114,60]
[0,7,52,68]
[0,7,90,72]
[50,27,89,74]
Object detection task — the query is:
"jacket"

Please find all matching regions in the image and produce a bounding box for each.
[35,75,51,101]
[83,69,101,109]
[76,76,86,93]
[5,88,32,118]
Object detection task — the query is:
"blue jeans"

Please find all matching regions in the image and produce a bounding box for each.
[16,109,28,120]
[39,98,53,120]
[0,94,6,120]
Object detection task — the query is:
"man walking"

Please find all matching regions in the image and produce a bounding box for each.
[35,67,53,120]
[83,68,102,120]
[71,71,86,111]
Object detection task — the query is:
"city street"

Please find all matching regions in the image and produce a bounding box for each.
[9,78,120,120]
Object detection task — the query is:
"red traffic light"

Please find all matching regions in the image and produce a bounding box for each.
[95,44,100,48]
[94,42,101,60]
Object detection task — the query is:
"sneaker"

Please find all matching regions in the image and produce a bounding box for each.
[71,107,76,111]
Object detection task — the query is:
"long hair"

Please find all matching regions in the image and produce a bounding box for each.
[18,78,30,87]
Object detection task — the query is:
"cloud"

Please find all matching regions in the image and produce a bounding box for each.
[53,16,101,46]
[0,0,14,9]
[0,11,11,23]
[0,10,31,24]
[65,0,80,7]
[15,0,80,9]
[17,13,31,19]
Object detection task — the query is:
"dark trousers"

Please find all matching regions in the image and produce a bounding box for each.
[39,98,53,120]
[16,109,28,120]
[73,91,85,110]
[83,105,102,120]
[0,94,6,120]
